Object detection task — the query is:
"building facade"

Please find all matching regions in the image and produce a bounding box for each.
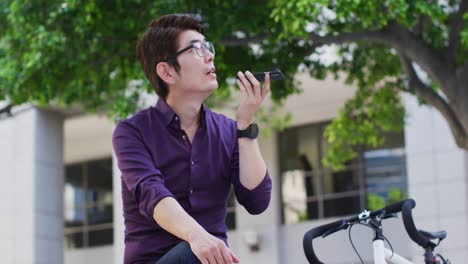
[0,73,466,263]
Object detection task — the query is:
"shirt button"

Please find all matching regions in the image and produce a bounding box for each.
[189,189,193,195]
[182,135,187,140]
[175,116,179,121]
[191,161,195,166]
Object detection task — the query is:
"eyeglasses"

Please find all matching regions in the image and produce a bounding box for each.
[163,41,215,61]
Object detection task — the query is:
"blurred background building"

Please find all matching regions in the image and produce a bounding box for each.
[0,73,466,263]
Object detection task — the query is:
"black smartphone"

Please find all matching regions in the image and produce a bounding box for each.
[253,69,285,82]
[237,69,285,83]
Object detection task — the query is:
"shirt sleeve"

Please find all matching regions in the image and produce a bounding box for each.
[112,121,175,223]
[230,138,272,215]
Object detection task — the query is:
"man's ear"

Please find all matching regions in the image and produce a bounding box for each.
[156,62,176,85]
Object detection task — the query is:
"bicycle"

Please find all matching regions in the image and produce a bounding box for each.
[303,199,451,264]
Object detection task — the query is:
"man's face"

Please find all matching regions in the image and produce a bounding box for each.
[172,30,218,95]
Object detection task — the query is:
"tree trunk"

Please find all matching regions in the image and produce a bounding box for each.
[452,65,468,148]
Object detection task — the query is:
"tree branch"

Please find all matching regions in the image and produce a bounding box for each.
[306,23,456,102]
[219,31,387,46]
[219,22,455,101]
[0,104,13,118]
[307,30,391,45]
[448,0,468,62]
[0,104,12,114]
[386,24,454,96]
[219,34,268,46]
[413,15,429,37]
[399,54,468,148]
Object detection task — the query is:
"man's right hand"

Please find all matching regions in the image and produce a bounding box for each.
[188,230,240,264]
[153,197,239,263]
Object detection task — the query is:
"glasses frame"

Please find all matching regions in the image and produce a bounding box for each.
[163,41,215,62]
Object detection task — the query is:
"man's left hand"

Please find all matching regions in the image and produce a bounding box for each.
[235,71,270,129]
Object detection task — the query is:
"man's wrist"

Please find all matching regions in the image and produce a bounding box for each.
[186,226,206,244]
[237,120,252,130]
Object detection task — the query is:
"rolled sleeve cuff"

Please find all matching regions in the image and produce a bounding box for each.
[138,182,176,223]
[236,170,272,215]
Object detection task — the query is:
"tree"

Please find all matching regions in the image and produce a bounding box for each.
[270,0,468,168]
[1,0,467,169]
[0,1,306,116]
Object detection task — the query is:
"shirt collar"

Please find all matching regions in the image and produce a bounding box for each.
[155,98,207,129]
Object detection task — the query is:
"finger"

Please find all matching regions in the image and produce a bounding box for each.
[261,73,270,99]
[236,78,248,98]
[227,247,240,263]
[245,71,261,98]
[220,245,233,264]
[206,252,217,264]
[210,241,224,264]
[237,71,253,97]
[237,71,253,98]
[213,247,225,264]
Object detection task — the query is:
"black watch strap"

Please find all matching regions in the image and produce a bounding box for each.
[237,123,259,139]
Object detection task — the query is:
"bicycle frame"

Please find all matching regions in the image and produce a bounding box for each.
[384,247,414,264]
[374,238,414,264]
[372,213,414,264]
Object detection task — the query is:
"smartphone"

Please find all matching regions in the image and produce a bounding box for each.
[253,69,285,82]
[237,69,285,83]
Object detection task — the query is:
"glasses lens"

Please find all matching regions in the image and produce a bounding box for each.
[192,41,215,57]
[206,41,215,57]
[190,42,202,57]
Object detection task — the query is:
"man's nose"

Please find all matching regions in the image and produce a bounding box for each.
[204,50,214,62]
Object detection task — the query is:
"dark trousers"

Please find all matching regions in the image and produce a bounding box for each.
[154,241,201,264]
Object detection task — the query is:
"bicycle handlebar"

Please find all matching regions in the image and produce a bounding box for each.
[401,199,433,248]
[303,219,348,264]
[303,199,416,264]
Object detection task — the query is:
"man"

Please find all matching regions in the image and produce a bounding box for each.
[112,14,272,264]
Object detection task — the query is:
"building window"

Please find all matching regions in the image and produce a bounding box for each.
[64,158,114,249]
[279,122,406,224]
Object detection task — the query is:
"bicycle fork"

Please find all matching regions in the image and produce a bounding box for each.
[370,218,413,264]
[371,218,387,264]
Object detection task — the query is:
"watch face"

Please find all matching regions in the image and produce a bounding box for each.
[249,123,259,138]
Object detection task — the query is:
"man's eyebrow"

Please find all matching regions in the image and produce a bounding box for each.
[188,38,206,44]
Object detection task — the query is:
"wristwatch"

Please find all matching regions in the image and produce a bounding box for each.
[237,123,259,139]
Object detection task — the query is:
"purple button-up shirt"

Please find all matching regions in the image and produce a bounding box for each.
[112,99,272,264]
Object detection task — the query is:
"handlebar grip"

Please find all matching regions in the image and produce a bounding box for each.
[383,199,413,215]
[401,199,432,248]
[303,219,347,264]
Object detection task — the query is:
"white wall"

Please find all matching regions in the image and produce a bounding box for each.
[279,73,356,126]
[0,107,64,264]
[65,246,113,264]
[64,114,115,164]
[404,94,468,263]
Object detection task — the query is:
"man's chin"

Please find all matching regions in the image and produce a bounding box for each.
[209,81,219,91]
